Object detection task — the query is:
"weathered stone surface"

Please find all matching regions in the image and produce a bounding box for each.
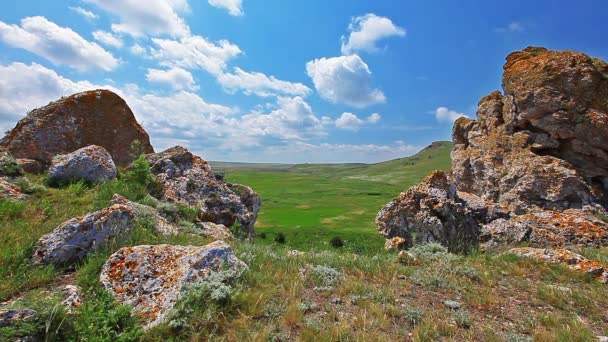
[111,194,179,236]
[0,89,154,169]
[378,47,608,250]
[452,47,608,213]
[194,221,234,240]
[509,247,608,283]
[0,176,28,200]
[62,285,83,312]
[16,159,45,174]
[48,145,117,184]
[384,236,407,250]
[375,171,480,252]
[146,146,261,239]
[100,241,247,328]
[0,308,37,328]
[32,204,135,265]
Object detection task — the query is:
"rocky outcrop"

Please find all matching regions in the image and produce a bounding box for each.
[110,194,179,236]
[33,204,135,266]
[194,221,234,240]
[0,308,37,328]
[100,241,247,328]
[509,247,608,283]
[146,146,261,239]
[376,171,481,252]
[377,47,608,250]
[0,89,154,169]
[48,145,117,184]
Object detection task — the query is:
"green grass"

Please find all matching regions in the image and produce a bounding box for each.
[217,141,453,252]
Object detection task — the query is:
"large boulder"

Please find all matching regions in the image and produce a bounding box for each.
[48,145,117,184]
[376,171,481,252]
[0,89,154,169]
[32,204,135,265]
[452,47,608,213]
[100,241,247,328]
[110,194,179,236]
[378,47,608,250]
[145,146,261,239]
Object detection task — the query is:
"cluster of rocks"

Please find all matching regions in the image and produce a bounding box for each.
[377,47,608,279]
[0,89,258,328]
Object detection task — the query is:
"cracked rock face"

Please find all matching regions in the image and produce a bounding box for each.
[48,145,117,184]
[100,241,247,328]
[146,146,261,239]
[377,47,608,250]
[32,204,135,266]
[0,89,154,169]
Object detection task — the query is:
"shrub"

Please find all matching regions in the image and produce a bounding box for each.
[258,232,267,239]
[13,177,46,195]
[157,202,179,221]
[274,232,286,244]
[452,310,472,329]
[311,265,342,288]
[402,306,425,326]
[409,242,458,262]
[0,154,23,176]
[330,236,344,248]
[122,155,152,186]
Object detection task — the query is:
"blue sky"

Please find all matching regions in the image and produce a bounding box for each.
[0,0,607,163]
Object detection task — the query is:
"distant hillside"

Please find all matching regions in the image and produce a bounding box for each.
[211,141,453,186]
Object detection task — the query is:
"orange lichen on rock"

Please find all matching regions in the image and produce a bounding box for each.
[509,247,608,283]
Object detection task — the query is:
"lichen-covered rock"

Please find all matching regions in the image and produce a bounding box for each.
[100,241,247,328]
[509,247,608,283]
[375,171,480,252]
[146,146,260,239]
[62,285,83,312]
[0,89,154,169]
[194,221,234,240]
[452,47,608,213]
[384,236,407,250]
[48,145,117,184]
[111,194,179,236]
[378,47,608,250]
[16,158,45,174]
[32,204,135,265]
[0,308,37,328]
[0,176,28,200]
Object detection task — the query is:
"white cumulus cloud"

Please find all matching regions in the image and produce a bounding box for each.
[0,16,118,72]
[150,35,241,76]
[367,112,381,123]
[69,6,98,20]
[83,0,190,37]
[217,67,311,97]
[435,106,467,123]
[341,13,405,55]
[306,54,385,108]
[208,0,243,16]
[335,112,364,130]
[92,30,123,48]
[146,67,198,90]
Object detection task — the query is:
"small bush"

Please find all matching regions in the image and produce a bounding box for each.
[311,265,342,288]
[157,201,179,221]
[330,236,344,248]
[13,177,46,195]
[402,306,425,326]
[274,232,286,244]
[410,242,458,262]
[122,155,152,186]
[452,310,472,329]
[258,232,267,239]
[0,154,23,176]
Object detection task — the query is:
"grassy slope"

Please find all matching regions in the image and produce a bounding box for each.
[214,141,453,252]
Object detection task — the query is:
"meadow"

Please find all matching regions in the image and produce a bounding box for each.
[213,141,453,253]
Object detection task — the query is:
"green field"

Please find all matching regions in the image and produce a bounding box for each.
[214,141,453,252]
